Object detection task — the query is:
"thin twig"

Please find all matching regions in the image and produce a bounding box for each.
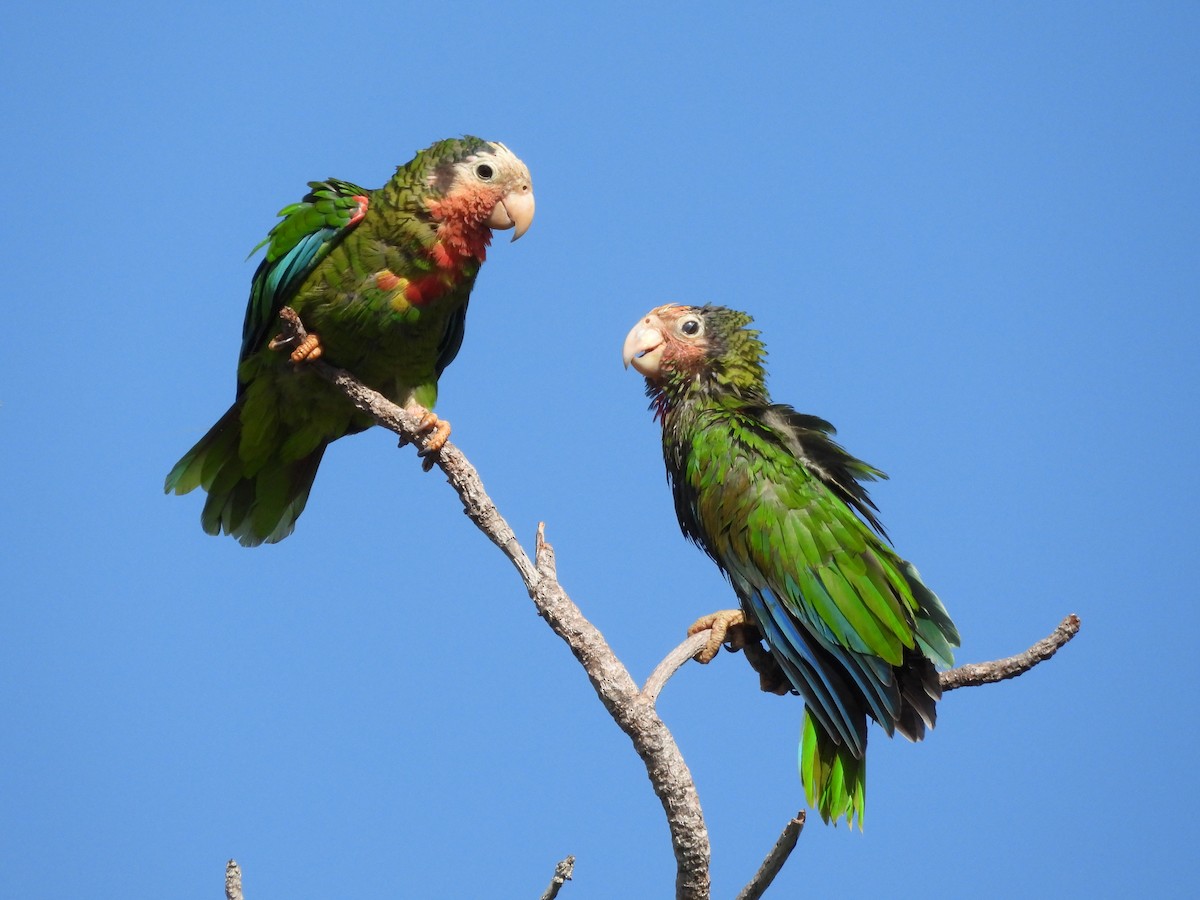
[540,855,576,900]
[642,632,710,704]
[940,614,1081,692]
[276,309,710,900]
[736,813,805,900]
[225,860,243,900]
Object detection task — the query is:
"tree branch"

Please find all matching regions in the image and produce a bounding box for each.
[640,612,1081,704]
[269,308,1082,899]
[735,813,805,900]
[225,860,243,900]
[939,613,1081,692]
[540,855,576,900]
[642,632,710,704]
[273,310,710,899]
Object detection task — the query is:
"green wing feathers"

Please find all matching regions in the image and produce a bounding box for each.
[240,180,369,366]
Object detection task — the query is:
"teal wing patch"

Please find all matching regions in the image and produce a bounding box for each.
[238,179,371,373]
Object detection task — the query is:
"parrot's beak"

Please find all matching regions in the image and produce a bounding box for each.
[622,316,666,377]
[487,184,535,241]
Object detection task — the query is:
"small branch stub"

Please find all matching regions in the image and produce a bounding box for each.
[736,813,805,900]
[225,860,243,900]
[540,855,576,900]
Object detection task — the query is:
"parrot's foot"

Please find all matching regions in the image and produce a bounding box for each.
[688,609,749,664]
[288,333,323,364]
[267,307,323,363]
[743,640,793,695]
[414,410,451,472]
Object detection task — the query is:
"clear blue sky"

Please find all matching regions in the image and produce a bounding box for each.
[3,2,1196,897]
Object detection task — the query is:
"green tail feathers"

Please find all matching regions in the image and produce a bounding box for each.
[800,712,866,830]
[164,405,326,547]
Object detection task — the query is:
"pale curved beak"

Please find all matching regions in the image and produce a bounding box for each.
[622,318,666,376]
[487,183,535,241]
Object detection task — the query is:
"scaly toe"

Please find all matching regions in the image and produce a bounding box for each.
[687,609,747,664]
[289,334,323,363]
[412,413,452,470]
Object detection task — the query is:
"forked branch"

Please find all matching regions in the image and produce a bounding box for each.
[262,308,1081,900]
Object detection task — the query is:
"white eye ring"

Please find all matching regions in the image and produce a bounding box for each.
[475,163,494,180]
[679,317,702,336]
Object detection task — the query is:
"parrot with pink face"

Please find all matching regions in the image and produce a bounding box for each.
[623,303,959,827]
[166,137,534,545]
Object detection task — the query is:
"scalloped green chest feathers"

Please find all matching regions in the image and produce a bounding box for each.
[165,137,525,546]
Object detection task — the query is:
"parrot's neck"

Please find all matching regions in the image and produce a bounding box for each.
[647,367,768,426]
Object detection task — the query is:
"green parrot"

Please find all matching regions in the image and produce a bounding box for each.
[166,137,534,546]
[622,304,959,828]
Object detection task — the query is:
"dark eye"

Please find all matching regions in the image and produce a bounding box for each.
[476,163,494,180]
[680,318,701,336]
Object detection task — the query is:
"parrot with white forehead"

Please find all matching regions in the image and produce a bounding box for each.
[623,303,959,828]
[166,137,534,545]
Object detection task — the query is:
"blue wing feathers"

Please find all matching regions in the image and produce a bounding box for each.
[749,585,867,756]
[237,180,369,369]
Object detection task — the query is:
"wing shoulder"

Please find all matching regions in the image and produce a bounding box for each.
[239,179,372,364]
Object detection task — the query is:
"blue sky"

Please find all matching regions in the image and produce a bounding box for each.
[3,2,1197,897]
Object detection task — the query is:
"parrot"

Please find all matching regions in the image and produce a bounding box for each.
[165,136,534,546]
[622,304,960,828]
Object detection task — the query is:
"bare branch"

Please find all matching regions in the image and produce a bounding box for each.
[279,309,710,899]
[940,614,1081,692]
[643,614,1082,706]
[642,632,710,704]
[540,855,576,900]
[275,308,1082,899]
[736,813,805,900]
[225,860,243,900]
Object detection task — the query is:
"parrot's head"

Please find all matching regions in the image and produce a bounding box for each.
[424,138,534,253]
[622,304,768,407]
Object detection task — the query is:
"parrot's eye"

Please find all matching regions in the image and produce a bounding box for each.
[475,163,495,180]
[680,317,703,337]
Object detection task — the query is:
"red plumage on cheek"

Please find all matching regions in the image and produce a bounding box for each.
[425,184,500,263]
[663,334,708,378]
[402,182,500,306]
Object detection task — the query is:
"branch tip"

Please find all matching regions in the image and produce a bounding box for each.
[539,855,576,900]
[940,613,1081,692]
[736,812,805,900]
[535,521,557,579]
[225,859,244,900]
